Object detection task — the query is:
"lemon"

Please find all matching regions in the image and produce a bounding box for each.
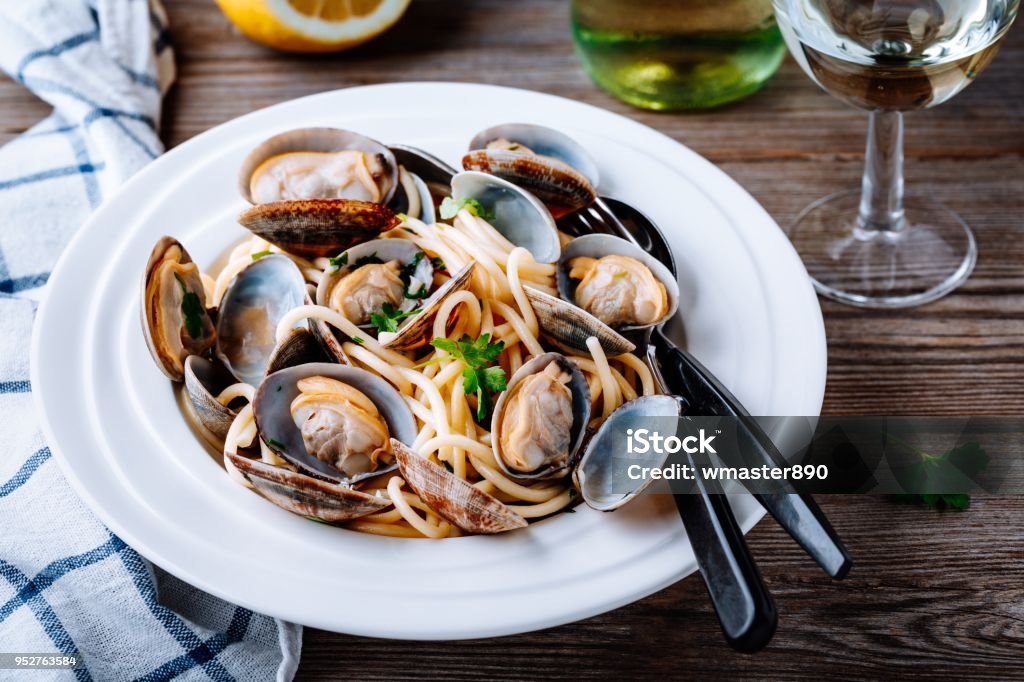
[216,0,411,53]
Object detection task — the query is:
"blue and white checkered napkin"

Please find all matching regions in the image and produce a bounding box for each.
[0,1,302,679]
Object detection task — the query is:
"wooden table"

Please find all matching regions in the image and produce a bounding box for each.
[4,1,1022,678]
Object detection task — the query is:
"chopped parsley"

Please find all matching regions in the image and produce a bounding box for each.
[399,251,430,299]
[370,302,417,334]
[430,256,446,271]
[613,271,629,279]
[396,212,409,222]
[354,253,384,268]
[328,251,349,269]
[430,333,507,421]
[442,460,454,473]
[351,336,365,345]
[439,196,495,221]
[251,250,272,261]
[265,437,285,450]
[174,273,205,340]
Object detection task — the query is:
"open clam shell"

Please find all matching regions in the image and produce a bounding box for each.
[389,170,436,224]
[390,145,458,223]
[463,123,599,217]
[225,451,391,523]
[184,356,239,441]
[238,127,399,205]
[524,286,635,356]
[216,254,307,386]
[450,171,561,264]
[253,363,417,485]
[383,262,475,351]
[315,238,433,315]
[557,233,680,333]
[573,395,685,511]
[491,353,592,481]
[266,326,328,375]
[392,440,528,534]
[238,199,398,259]
[141,236,217,382]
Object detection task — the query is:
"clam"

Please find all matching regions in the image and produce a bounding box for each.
[392,440,528,534]
[389,170,436,224]
[225,451,391,523]
[253,363,417,484]
[491,353,591,481]
[216,254,308,386]
[184,356,240,440]
[237,128,400,257]
[142,236,217,381]
[573,395,685,511]
[450,171,561,264]
[389,145,458,223]
[316,238,475,351]
[266,326,327,375]
[463,123,599,217]
[527,233,679,354]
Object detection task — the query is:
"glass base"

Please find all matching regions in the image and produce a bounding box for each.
[787,191,976,308]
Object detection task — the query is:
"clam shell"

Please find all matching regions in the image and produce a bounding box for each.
[184,356,238,440]
[253,363,417,485]
[389,170,436,224]
[266,326,327,375]
[141,236,217,382]
[238,198,398,259]
[392,440,528,534]
[491,353,592,481]
[557,233,680,333]
[573,395,684,511]
[389,144,457,186]
[226,451,390,523]
[468,123,600,186]
[450,171,561,264]
[464,123,600,216]
[315,238,432,310]
[216,254,307,386]
[384,262,475,351]
[524,286,635,355]
[238,127,398,205]
[462,150,596,217]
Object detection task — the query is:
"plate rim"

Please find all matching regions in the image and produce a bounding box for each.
[31,82,826,638]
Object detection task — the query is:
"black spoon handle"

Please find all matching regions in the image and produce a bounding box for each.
[675,464,777,653]
[652,327,852,579]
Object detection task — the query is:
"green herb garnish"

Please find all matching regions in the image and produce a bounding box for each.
[430,256,446,271]
[396,212,409,222]
[174,273,205,340]
[442,460,454,473]
[430,333,507,421]
[354,253,384,268]
[399,252,430,299]
[266,437,285,450]
[370,302,417,334]
[439,196,495,221]
[613,271,629,279]
[251,250,272,261]
[891,440,988,509]
[351,336,365,345]
[328,251,349,269]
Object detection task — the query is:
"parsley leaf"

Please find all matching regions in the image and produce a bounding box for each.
[439,196,495,221]
[354,253,383,268]
[328,251,349,269]
[251,250,272,261]
[174,273,205,340]
[613,271,629,279]
[370,302,417,334]
[430,256,446,271]
[430,333,507,420]
[396,212,409,222]
[890,439,989,509]
[351,336,364,345]
[399,252,430,299]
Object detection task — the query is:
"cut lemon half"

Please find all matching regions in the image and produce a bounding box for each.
[216,0,411,53]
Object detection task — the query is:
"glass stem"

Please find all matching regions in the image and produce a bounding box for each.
[858,109,905,233]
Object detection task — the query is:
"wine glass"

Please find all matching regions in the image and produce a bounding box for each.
[773,0,1019,307]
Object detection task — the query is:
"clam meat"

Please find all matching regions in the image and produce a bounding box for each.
[569,254,669,328]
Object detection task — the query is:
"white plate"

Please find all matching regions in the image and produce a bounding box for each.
[32,83,826,639]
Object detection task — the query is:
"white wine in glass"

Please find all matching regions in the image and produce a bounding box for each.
[773,0,1019,307]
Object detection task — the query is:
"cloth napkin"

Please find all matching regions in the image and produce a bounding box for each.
[0,1,302,679]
